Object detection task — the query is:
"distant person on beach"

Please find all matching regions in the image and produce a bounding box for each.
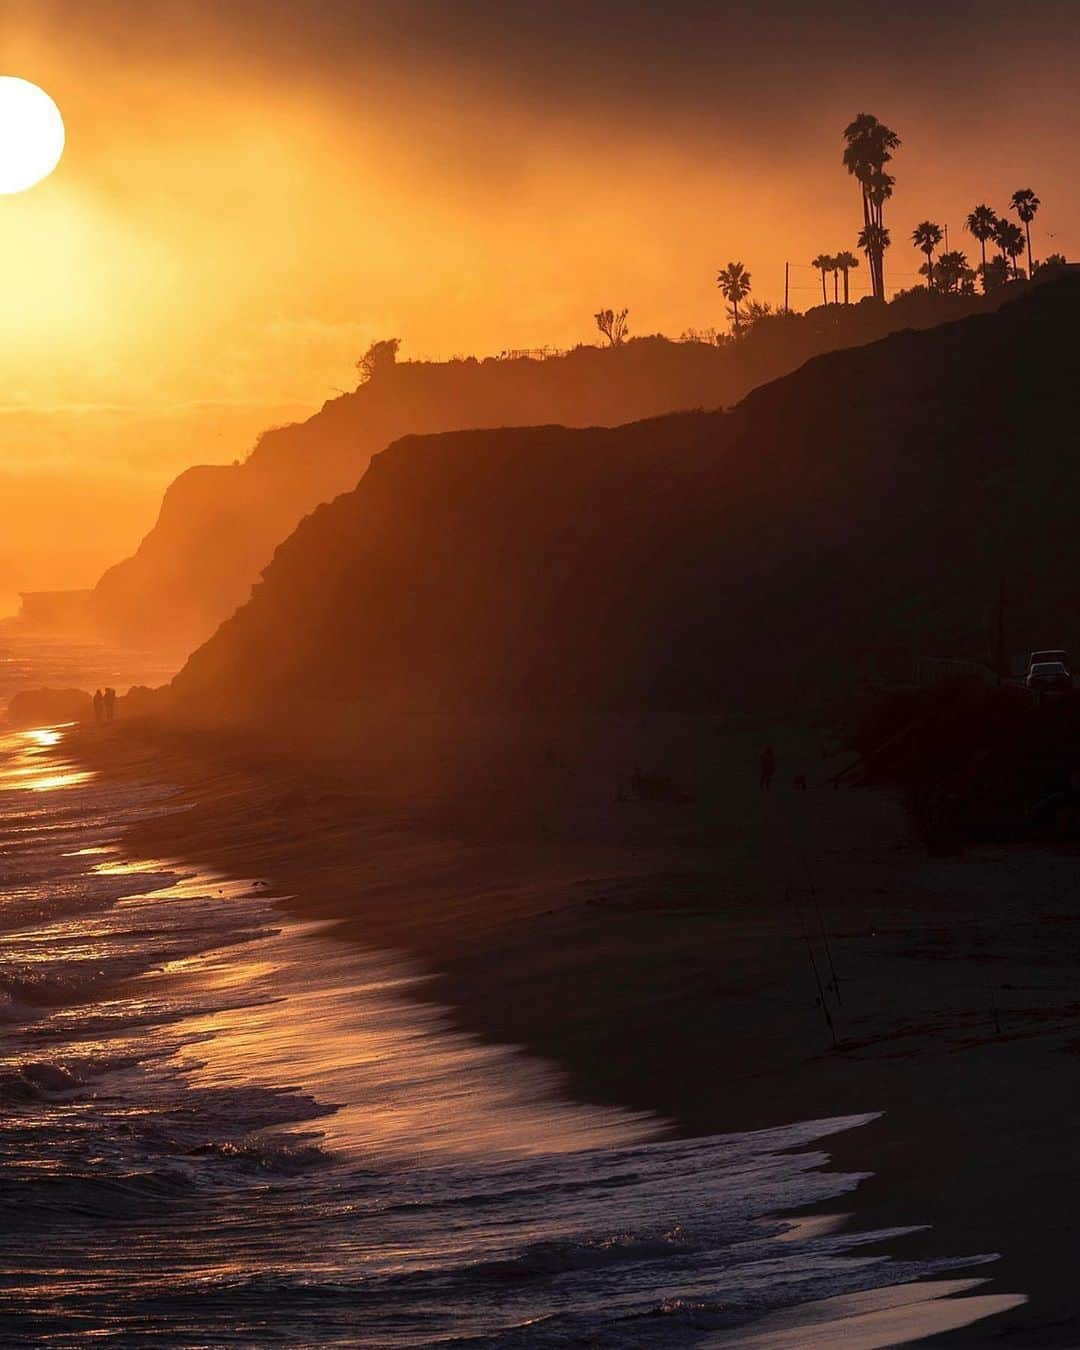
[93,689,104,724]
[759,744,776,792]
[104,688,116,722]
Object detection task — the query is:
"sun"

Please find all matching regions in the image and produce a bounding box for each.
[0,77,65,195]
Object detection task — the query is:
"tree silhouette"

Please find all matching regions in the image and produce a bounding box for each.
[930,249,970,295]
[356,338,401,384]
[965,204,997,271]
[717,262,752,336]
[834,251,860,304]
[1040,252,1067,269]
[843,113,900,300]
[993,218,1026,278]
[1010,189,1041,278]
[856,223,891,294]
[740,299,776,337]
[979,257,1011,293]
[811,254,833,305]
[595,308,630,346]
[912,221,944,290]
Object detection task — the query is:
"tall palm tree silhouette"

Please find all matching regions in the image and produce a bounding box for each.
[843,113,900,300]
[717,262,752,336]
[834,251,860,304]
[994,218,1026,278]
[1010,189,1041,276]
[965,204,997,270]
[912,221,944,290]
[811,254,833,305]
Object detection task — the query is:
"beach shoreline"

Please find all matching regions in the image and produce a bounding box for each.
[65,716,1080,1346]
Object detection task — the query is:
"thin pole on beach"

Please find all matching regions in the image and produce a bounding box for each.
[789,886,838,1047]
[972,917,1002,1036]
[802,851,842,1006]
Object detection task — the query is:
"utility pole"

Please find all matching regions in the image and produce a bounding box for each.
[784,261,790,313]
[944,223,950,252]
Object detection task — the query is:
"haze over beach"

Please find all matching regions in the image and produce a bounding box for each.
[4,2,1080,1347]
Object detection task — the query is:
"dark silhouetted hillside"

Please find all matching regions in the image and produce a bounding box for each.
[166,278,1080,735]
[90,285,1022,653]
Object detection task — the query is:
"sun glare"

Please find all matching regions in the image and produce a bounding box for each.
[0,76,65,194]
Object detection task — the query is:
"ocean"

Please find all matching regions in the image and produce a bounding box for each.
[0,639,1023,1346]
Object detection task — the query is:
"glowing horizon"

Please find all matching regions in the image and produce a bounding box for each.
[2,0,1079,607]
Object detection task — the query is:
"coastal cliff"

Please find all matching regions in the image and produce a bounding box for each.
[91,286,1019,653]
[168,278,1080,730]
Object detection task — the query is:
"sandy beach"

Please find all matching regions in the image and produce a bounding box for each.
[63,714,1080,1347]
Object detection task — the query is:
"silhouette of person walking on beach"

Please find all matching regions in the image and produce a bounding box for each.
[93,689,104,724]
[759,744,776,792]
[104,688,116,722]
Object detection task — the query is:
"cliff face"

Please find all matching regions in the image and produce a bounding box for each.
[168,279,1080,727]
[91,287,1015,653]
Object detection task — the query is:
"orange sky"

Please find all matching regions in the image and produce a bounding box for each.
[3,1,1079,612]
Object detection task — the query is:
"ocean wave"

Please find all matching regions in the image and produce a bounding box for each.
[466,1227,698,1283]
[189,1133,330,1174]
[0,1167,202,1225]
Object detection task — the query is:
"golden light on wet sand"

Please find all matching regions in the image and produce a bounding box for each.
[0,76,64,194]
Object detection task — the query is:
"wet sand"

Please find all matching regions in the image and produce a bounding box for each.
[68,717,1080,1346]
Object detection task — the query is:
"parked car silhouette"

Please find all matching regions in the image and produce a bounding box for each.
[1026,661,1072,694]
[1028,649,1068,672]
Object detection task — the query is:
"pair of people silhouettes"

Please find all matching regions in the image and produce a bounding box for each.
[92,688,116,724]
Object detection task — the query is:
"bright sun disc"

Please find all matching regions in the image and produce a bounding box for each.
[0,77,65,194]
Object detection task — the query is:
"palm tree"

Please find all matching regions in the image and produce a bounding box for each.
[912,221,944,290]
[842,113,901,300]
[834,250,860,304]
[965,204,997,270]
[867,169,895,218]
[857,223,891,295]
[717,262,752,336]
[811,254,833,305]
[1010,189,1041,277]
[993,218,1026,278]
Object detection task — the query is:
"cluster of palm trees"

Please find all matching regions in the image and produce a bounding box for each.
[838,115,1053,299]
[810,251,861,305]
[909,194,1046,296]
[908,222,973,294]
[716,116,1060,334]
[964,195,1039,280]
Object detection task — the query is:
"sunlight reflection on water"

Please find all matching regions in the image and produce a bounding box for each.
[0,725,92,792]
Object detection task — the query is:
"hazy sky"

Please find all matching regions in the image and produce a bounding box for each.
[3,0,1079,608]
